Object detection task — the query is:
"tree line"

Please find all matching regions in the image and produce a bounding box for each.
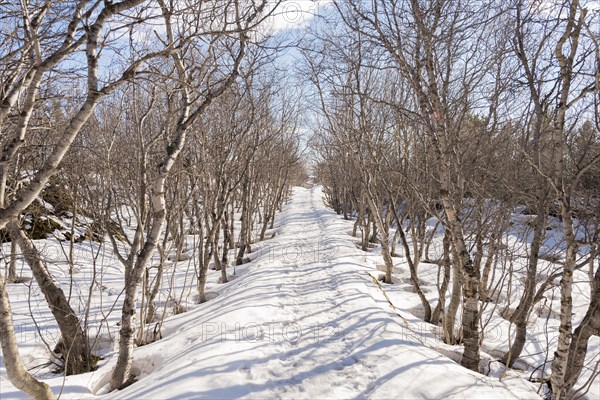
[307,1,599,399]
[0,1,305,398]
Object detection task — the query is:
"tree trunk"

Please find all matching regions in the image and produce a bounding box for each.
[212,220,222,271]
[423,220,440,262]
[7,221,94,375]
[459,250,481,372]
[362,207,371,252]
[365,193,393,284]
[7,237,18,283]
[550,4,586,396]
[502,208,545,367]
[445,230,462,345]
[432,230,451,325]
[221,211,230,283]
[229,203,235,249]
[111,258,144,389]
[259,198,270,241]
[197,241,213,303]
[369,214,378,244]
[236,179,250,265]
[441,198,481,371]
[562,262,600,396]
[390,226,401,257]
[388,199,431,321]
[144,255,164,325]
[550,208,579,399]
[479,235,497,301]
[0,274,55,400]
[198,213,218,302]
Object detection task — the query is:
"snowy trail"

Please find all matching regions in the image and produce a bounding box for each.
[1,187,541,399]
[100,187,539,399]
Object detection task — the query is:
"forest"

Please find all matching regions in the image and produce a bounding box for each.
[0,1,599,400]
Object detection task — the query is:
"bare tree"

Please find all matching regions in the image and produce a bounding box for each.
[0,0,159,229]
[0,274,54,399]
[0,0,171,385]
[109,0,279,389]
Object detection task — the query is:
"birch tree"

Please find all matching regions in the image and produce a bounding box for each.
[0,0,170,387]
[332,0,514,371]
[109,0,277,390]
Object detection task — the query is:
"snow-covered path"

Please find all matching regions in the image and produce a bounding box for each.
[98,187,539,399]
[2,187,541,399]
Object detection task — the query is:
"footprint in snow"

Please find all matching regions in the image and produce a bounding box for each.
[239,365,253,379]
[333,356,358,371]
[185,336,196,345]
[269,369,283,378]
[359,360,375,370]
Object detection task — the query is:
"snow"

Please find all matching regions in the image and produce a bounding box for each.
[0,186,582,399]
